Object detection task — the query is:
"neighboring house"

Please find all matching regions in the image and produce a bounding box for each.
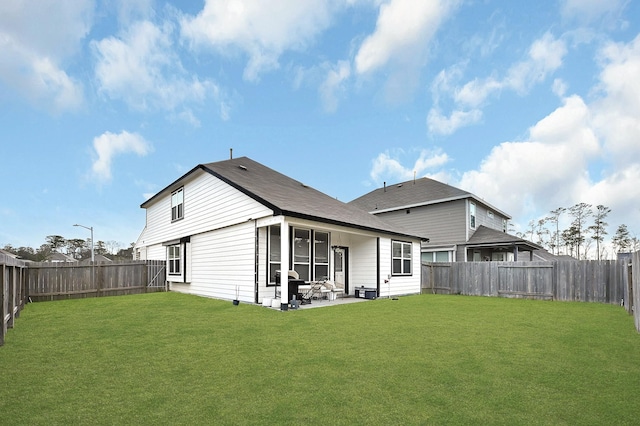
[80,254,113,264]
[349,177,541,262]
[46,252,78,263]
[135,157,426,308]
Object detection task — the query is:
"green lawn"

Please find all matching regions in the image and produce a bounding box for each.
[1,293,639,425]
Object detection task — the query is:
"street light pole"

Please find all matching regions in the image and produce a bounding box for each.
[73,224,94,262]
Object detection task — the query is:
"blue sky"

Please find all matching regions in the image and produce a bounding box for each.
[1,0,639,256]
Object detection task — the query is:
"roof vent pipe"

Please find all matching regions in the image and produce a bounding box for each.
[383,182,386,192]
[230,148,233,159]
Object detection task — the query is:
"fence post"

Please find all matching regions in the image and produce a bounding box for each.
[1,263,5,346]
[144,262,149,293]
[633,252,639,332]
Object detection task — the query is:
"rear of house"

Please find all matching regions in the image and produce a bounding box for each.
[135,157,425,308]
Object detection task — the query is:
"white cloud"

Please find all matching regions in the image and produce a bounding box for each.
[415,33,640,240]
[355,0,456,74]
[91,131,153,182]
[592,34,640,166]
[319,60,351,112]
[427,108,482,136]
[354,0,459,101]
[370,149,450,183]
[429,32,567,135]
[92,20,223,122]
[0,0,92,112]
[458,95,598,218]
[180,0,335,81]
[560,0,628,26]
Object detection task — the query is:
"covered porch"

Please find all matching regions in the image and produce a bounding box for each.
[465,225,543,261]
[254,215,419,310]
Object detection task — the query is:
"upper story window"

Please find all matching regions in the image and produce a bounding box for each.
[171,187,184,222]
[392,241,412,275]
[503,219,508,233]
[469,202,476,229]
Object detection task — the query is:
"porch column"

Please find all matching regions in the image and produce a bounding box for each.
[513,245,518,261]
[280,219,289,310]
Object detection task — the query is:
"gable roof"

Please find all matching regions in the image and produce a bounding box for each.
[142,157,427,241]
[349,177,510,219]
[467,225,542,251]
[47,252,78,262]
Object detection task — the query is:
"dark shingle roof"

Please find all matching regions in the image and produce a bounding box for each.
[349,176,510,219]
[349,177,470,212]
[143,157,426,240]
[467,225,542,250]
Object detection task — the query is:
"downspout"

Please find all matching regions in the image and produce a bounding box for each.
[279,219,290,310]
[376,237,380,297]
[254,219,259,304]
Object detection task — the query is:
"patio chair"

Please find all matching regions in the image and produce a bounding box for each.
[322,280,344,300]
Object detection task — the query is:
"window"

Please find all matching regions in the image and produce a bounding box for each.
[171,187,184,221]
[293,228,311,281]
[503,219,508,233]
[314,232,329,280]
[168,245,181,275]
[392,241,412,275]
[422,251,451,262]
[268,225,281,285]
[469,202,476,229]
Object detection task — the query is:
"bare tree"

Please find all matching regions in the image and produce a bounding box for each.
[588,205,610,260]
[546,207,566,255]
[568,203,592,259]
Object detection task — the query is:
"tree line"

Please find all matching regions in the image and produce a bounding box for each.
[515,203,639,260]
[2,235,134,262]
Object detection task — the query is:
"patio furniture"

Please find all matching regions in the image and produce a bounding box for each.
[322,280,344,300]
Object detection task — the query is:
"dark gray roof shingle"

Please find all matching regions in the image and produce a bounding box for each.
[143,157,426,240]
[467,225,542,250]
[349,177,471,212]
[349,176,510,219]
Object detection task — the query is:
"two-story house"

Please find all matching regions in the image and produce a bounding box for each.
[134,157,426,308]
[349,177,541,262]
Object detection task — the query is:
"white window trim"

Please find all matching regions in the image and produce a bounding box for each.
[268,225,281,286]
[392,240,412,276]
[314,231,330,281]
[469,201,476,230]
[168,244,181,275]
[171,187,184,222]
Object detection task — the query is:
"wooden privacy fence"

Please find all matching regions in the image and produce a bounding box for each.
[1,259,166,346]
[633,252,640,333]
[422,259,631,308]
[1,253,28,346]
[26,260,167,302]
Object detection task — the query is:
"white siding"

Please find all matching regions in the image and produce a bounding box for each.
[171,221,256,302]
[135,169,423,304]
[138,171,273,248]
[349,235,378,291]
[145,244,165,260]
[382,239,421,297]
[348,235,421,298]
